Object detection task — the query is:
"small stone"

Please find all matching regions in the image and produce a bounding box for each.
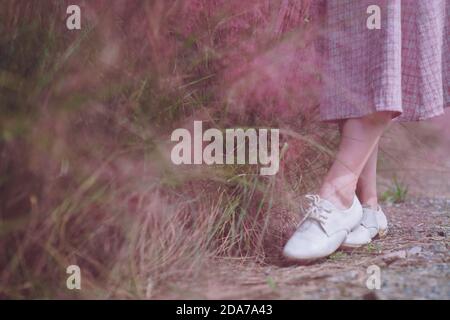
[407,246,422,257]
[430,244,447,253]
[382,250,407,264]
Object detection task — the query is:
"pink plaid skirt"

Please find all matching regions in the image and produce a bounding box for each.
[317,0,449,122]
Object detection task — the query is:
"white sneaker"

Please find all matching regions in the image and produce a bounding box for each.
[283,195,363,261]
[375,206,388,237]
[341,206,388,249]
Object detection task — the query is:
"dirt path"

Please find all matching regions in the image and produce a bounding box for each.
[162,197,449,299]
[157,119,450,300]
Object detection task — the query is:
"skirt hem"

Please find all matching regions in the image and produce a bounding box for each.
[320,102,449,123]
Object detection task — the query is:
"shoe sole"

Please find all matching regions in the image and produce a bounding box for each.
[283,255,323,264]
[342,227,389,249]
[283,233,348,261]
[340,240,371,250]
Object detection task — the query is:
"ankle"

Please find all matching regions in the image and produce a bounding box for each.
[319,184,356,210]
[362,202,379,210]
[357,195,378,209]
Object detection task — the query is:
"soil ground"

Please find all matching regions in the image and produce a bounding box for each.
[160,197,449,299]
[158,117,450,300]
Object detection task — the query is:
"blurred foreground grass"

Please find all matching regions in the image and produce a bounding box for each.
[0,0,333,298]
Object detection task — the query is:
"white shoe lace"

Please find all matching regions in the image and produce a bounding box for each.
[298,194,332,226]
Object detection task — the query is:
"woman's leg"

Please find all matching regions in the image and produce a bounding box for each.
[337,122,380,209]
[356,144,379,209]
[283,112,393,260]
[319,111,392,209]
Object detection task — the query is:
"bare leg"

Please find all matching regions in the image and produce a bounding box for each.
[319,112,392,209]
[356,144,379,209]
[337,122,380,209]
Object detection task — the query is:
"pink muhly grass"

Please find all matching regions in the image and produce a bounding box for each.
[0,0,329,298]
